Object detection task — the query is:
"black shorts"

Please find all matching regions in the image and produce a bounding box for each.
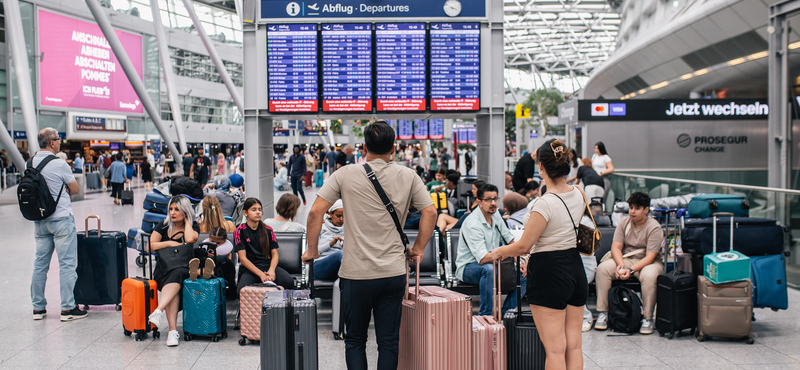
[527,248,588,310]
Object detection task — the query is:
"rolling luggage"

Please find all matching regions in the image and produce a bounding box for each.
[236,283,282,345]
[504,258,546,370]
[688,194,749,218]
[472,259,506,370]
[74,215,127,310]
[681,217,783,255]
[121,246,159,341]
[750,254,788,310]
[315,169,323,187]
[141,211,166,233]
[431,191,447,211]
[290,290,319,369]
[331,279,345,340]
[260,289,318,370]
[703,213,750,285]
[696,275,753,344]
[399,263,472,370]
[143,191,169,214]
[86,172,101,189]
[182,277,227,342]
[656,211,697,339]
[304,170,312,187]
[121,182,134,205]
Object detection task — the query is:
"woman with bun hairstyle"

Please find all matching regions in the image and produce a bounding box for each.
[234,198,294,290]
[490,139,589,370]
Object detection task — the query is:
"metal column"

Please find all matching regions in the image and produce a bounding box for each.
[85,0,183,164]
[0,118,25,169]
[244,116,275,216]
[181,0,244,114]
[5,0,39,153]
[149,0,188,154]
[476,2,505,200]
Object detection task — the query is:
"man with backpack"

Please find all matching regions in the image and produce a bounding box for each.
[23,128,87,322]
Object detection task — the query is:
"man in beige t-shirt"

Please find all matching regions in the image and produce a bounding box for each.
[302,121,437,370]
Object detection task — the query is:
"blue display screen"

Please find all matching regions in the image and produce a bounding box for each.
[267,24,318,112]
[430,23,480,111]
[321,23,373,112]
[375,23,426,111]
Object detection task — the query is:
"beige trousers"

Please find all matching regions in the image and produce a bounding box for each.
[596,258,663,320]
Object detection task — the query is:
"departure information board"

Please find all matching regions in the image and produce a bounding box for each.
[375,23,426,111]
[321,23,372,112]
[430,23,480,111]
[429,119,444,139]
[413,119,428,139]
[268,24,318,112]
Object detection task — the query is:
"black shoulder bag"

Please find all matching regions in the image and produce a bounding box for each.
[154,231,194,274]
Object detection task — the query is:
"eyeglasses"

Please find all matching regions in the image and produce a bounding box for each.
[481,197,499,203]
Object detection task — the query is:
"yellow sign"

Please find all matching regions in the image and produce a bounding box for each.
[515,104,530,118]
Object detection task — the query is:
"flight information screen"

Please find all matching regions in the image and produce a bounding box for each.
[430,23,480,111]
[321,23,372,112]
[267,24,318,112]
[375,23,426,111]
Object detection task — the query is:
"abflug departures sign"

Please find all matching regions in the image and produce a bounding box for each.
[577,99,769,121]
[260,0,486,19]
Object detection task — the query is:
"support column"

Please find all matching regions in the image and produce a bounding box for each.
[244,117,274,217]
[0,118,25,169]
[149,0,188,154]
[181,0,244,114]
[85,0,182,164]
[5,0,39,153]
[477,111,505,199]
[476,0,505,200]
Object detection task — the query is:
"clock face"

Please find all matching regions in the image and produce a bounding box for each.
[444,0,461,17]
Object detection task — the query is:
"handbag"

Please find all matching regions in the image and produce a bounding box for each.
[155,232,194,274]
[552,186,602,256]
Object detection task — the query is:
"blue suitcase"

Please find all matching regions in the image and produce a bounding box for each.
[751,254,788,310]
[127,227,139,250]
[688,194,749,219]
[74,216,128,309]
[86,172,101,189]
[315,169,324,187]
[143,191,169,214]
[182,277,227,341]
[141,211,166,233]
[681,217,783,256]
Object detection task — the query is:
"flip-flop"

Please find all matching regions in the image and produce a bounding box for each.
[203,258,215,280]
[189,258,200,281]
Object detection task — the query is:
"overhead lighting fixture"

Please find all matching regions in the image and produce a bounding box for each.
[789,41,800,50]
[629,92,636,98]
[680,73,694,80]
[650,81,669,90]
[727,57,746,66]
[748,51,768,60]
[638,89,647,94]
[694,68,708,76]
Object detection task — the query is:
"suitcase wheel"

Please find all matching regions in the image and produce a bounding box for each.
[772,307,780,312]
[239,337,247,346]
[690,327,696,336]
[135,332,146,341]
[153,330,160,339]
[668,332,675,340]
[211,335,219,342]
[333,332,344,340]
[124,330,132,337]
[221,330,228,339]
[83,305,90,311]
[696,335,706,342]
[746,337,755,345]
[184,333,192,342]
[115,304,122,311]
[136,256,146,267]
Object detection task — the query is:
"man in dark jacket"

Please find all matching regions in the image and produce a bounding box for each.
[286,146,307,204]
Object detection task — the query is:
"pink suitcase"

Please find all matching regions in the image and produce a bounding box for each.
[472,260,507,370]
[399,264,472,370]
[235,283,281,345]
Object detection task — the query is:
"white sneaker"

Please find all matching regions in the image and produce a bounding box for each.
[166,330,180,347]
[148,309,166,329]
[582,317,594,332]
[640,319,654,335]
[594,312,608,331]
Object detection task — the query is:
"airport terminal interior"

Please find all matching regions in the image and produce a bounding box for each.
[1,0,800,369]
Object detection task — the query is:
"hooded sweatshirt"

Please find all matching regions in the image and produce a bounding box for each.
[318,217,344,259]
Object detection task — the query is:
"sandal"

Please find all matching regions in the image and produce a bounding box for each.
[188,258,200,281]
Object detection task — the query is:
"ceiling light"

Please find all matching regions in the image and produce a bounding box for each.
[650,81,669,90]
[680,73,694,80]
[789,41,800,50]
[694,68,708,76]
[748,51,768,60]
[629,92,636,98]
[638,89,647,94]
[727,58,746,66]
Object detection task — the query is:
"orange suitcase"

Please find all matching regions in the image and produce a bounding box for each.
[235,283,282,345]
[399,264,472,370]
[121,277,159,340]
[472,260,507,370]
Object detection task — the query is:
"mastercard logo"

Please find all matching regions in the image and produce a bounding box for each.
[591,103,609,116]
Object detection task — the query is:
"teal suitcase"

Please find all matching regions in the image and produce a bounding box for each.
[703,213,751,284]
[688,194,749,219]
[182,277,227,342]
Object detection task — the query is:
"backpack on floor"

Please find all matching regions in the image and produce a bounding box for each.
[608,285,643,333]
[18,156,63,221]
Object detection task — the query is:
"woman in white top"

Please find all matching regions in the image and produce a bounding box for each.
[264,194,306,233]
[490,139,588,370]
[274,162,289,191]
[565,148,580,185]
[313,199,344,281]
[591,142,614,200]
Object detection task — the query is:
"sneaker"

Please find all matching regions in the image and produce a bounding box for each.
[189,258,200,281]
[594,312,608,331]
[640,319,654,335]
[148,308,166,329]
[33,310,47,320]
[60,306,88,322]
[582,317,593,332]
[203,258,215,280]
[166,330,180,347]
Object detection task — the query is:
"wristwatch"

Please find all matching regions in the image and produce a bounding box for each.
[628,268,635,274]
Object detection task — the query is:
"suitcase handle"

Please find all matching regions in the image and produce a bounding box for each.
[712,212,734,253]
[85,215,101,238]
[492,258,503,322]
[405,258,421,303]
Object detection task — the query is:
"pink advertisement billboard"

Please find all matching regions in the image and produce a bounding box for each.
[38,9,143,114]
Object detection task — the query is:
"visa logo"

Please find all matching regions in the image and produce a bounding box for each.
[609,103,626,116]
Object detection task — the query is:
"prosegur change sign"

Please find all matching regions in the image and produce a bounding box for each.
[38,9,143,114]
[563,99,770,122]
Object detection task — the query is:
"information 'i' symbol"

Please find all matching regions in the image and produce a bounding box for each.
[286,2,300,16]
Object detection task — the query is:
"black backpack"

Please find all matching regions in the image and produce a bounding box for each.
[239,157,244,172]
[17,156,63,221]
[608,285,643,333]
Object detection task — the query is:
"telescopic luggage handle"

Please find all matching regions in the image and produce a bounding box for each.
[492,258,504,322]
[85,215,101,237]
[712,212,734,253]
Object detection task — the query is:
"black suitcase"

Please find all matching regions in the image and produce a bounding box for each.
[74,216,128,310]
[682,217,784,255]
[261,289,319,370]
[656,212,697,339]
[121,183,134,205]
[503,258,546,370]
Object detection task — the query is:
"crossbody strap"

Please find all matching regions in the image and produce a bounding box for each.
[551,193,579,239]
[363,164,409,248]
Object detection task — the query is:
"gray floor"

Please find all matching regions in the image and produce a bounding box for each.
[1,178,800,369]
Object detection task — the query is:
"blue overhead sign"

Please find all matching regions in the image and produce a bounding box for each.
[260,0,486,19]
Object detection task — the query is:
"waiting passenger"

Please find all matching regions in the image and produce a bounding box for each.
[594,192,663,334]
[592,141,614,200]
[274,162,289,191]
[426,167,447,191]
[520,180,540,200]
[313,199,344,281]
[455,184,525,316]
[228,173,245,204]
[148,195,199,347]
[235,198,294,291]
[576,157,605,199]
[199,196,235,234]
[197,227,237,298]
[264,194,306,233]
[503,192,529,229]
[108,153,128,205]
[439,179,487,231]
[206,175,236,217]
